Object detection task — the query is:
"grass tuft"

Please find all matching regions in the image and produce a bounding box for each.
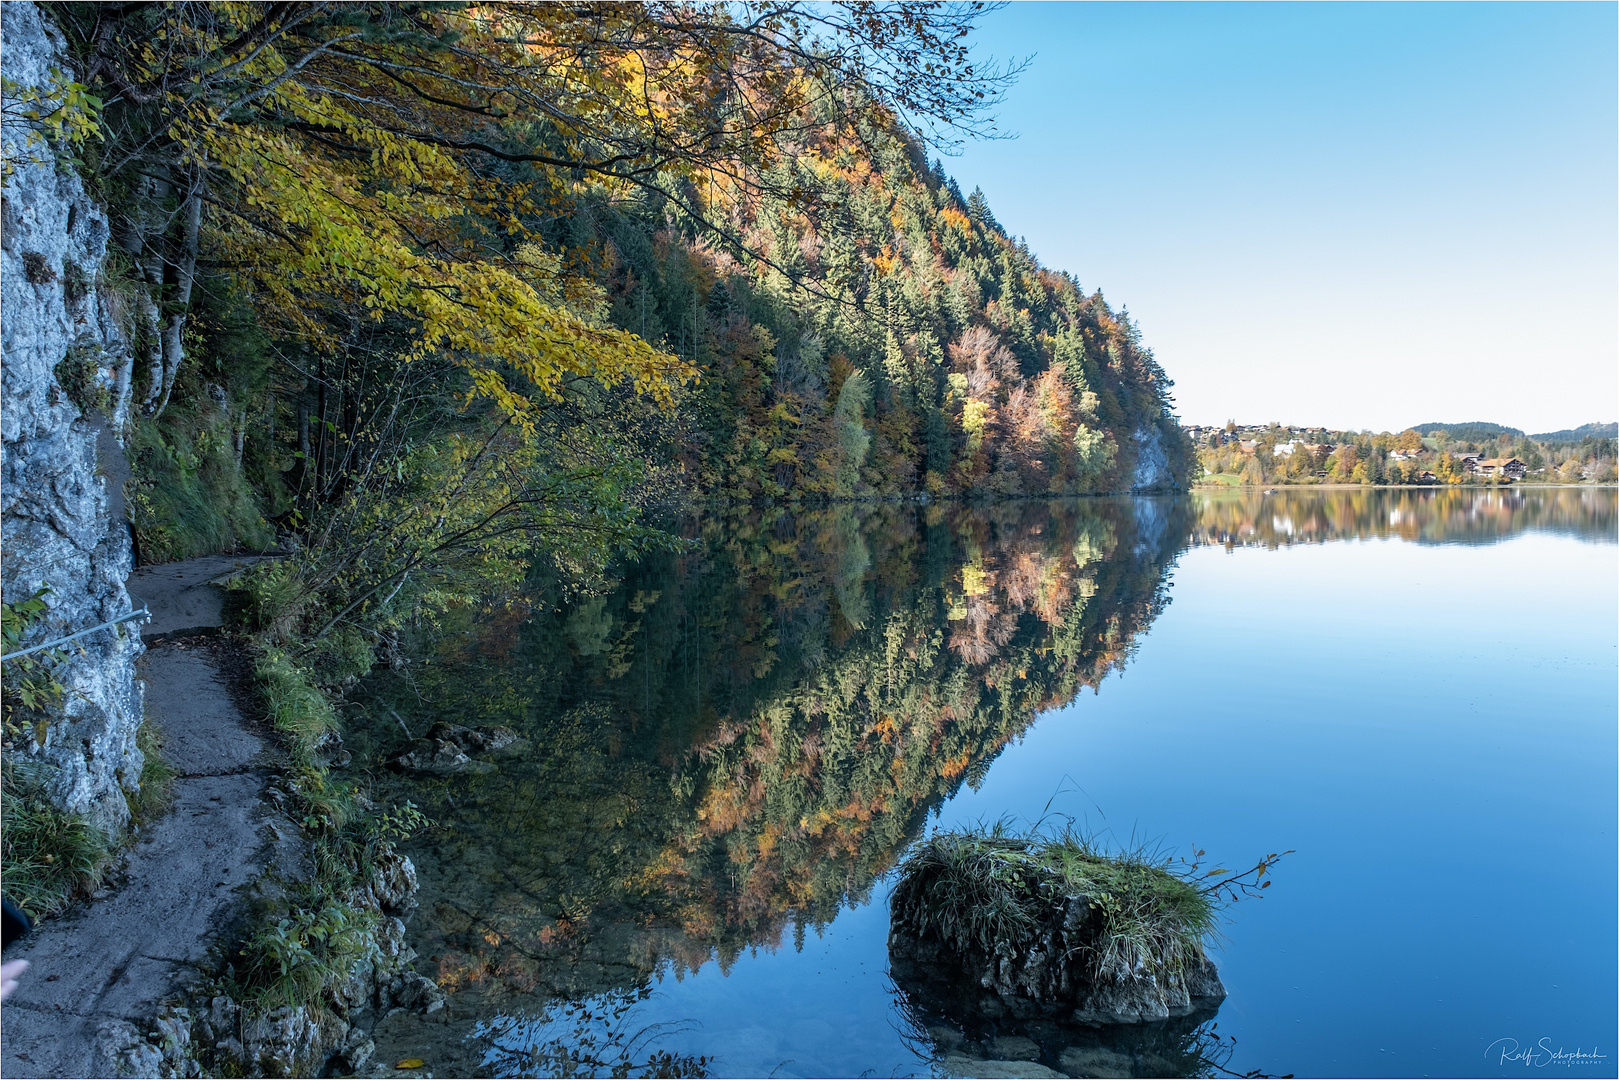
[0,762,112,920]
[891,821,1217,983]
[255,647,337,750]
[127,719,176,825]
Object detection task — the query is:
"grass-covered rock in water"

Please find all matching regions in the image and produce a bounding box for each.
[889,826,1229,1025]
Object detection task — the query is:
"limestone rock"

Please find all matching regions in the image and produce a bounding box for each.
[95,1020,165,1079]
[426,721,521,754]
[1129,423,1175,492]
[391,722,522,775]
[990,1035,1042,1061]
[890,894,1225,1026]
[370,850,419,912]
[391,737,493,775]
[236,1004,348,1078]
[1,0,144,833]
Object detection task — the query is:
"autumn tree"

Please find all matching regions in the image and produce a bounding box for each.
[49,0,1022,641]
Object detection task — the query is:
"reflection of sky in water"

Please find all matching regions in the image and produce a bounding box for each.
[530,530,1617,1078]
[381,492,1616,1079]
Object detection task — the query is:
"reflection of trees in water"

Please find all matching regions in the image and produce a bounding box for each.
[1192,487,1616,549]
[352,499,1192,1018]
[476,988,711,1079]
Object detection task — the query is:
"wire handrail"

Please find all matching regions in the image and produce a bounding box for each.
[0,592,151,662]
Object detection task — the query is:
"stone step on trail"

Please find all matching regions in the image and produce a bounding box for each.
[128,553,277,640]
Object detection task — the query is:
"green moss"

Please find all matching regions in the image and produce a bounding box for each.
[54,344,111,415]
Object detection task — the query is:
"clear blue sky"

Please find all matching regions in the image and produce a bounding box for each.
[945,2,1617,434]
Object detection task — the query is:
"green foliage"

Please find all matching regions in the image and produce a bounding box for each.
[0,67,103,179]
[1530,422,1618,444]
[0,761,111,920]
[577,145,1189,498]
[127,720,176,826]
[253,647,338,760]
[1,585,66,741]
[832,370,873,495]
[127,407,273,563]
[235,895,380,1008]
[54,344,111,415]
[1411,421,1523,440]
[891,824,1217,984]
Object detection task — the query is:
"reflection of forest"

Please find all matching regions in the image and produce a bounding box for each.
[352,499,1192,1014]
[1192,487,1617,550]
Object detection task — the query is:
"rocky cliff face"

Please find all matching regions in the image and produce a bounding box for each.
[2,1,145,832]
[1130,421,1175,492]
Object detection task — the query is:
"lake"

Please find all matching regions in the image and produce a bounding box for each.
[348,487,1618,1079]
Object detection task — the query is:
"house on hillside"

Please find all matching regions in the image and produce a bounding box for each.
[1452,453,1480,474]
[1272,441,1302,457]
[1389,450,1420,462]
[1238,440,1260,454]
[1418,470,1438,483]
[1475,457,1526,480]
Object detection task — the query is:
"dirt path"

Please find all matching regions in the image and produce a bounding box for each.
[1,558,298,1079]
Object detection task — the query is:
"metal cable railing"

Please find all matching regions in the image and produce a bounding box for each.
[0,592,151,662]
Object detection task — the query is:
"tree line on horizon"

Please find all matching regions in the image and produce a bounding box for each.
[1193,421,1616,487]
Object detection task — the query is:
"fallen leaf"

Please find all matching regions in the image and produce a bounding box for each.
[394,1059,425,1070]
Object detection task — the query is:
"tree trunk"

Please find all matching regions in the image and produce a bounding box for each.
[151,185,202,420]
[135,285,164,415]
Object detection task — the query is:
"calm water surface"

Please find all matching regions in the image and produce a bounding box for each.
[353,488,1617,1079]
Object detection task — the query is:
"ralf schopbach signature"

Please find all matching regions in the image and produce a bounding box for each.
[1486,1038,1609,1069]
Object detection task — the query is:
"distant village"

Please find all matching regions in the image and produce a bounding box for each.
[1183,421,1617,486]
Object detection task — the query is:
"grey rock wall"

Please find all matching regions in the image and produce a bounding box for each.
[2,1,144,832]
[1130,421,1175,492]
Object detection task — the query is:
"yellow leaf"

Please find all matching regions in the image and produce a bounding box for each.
[394,1059,426,1070]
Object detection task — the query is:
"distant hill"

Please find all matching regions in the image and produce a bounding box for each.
[1410,421,1523,441]
[1529,422,1618,443]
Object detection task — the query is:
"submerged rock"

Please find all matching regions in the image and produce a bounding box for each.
[939,1055,1068,1078]
[892,957,1228,1080]
[426,721,522,754]
[390,722,524,775]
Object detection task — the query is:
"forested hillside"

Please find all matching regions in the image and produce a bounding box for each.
[572,147,1191,501]
[5,3,1190,872]
[32,1,1186,574]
